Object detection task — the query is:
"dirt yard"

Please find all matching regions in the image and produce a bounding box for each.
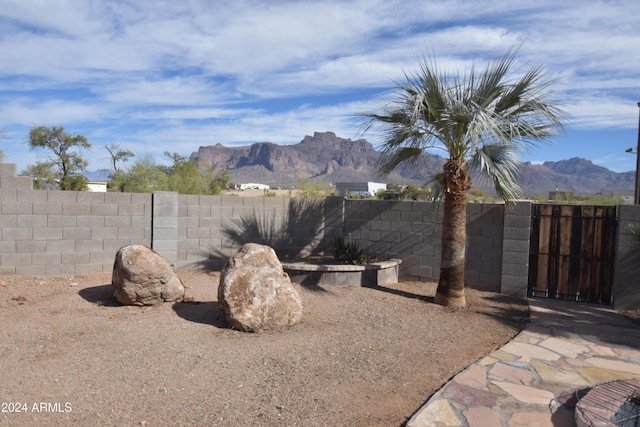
[0,271,527,426]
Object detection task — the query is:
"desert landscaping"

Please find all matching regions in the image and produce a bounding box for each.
[0,268,527,426]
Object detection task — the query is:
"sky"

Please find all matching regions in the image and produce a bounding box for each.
[0,0,639,175]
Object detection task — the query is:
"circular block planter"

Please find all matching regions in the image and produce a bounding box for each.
[281,258,401,288]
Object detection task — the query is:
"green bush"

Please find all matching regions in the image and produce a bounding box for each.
[333,235,364,265]
[295,178,338,199]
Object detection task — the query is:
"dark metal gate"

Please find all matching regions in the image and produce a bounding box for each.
[528,204,617,304]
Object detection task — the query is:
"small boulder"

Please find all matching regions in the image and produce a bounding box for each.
[218,243,303,332]
[112,245,185,306]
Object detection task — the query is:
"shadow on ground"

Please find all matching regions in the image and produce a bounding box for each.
[78,284,121,307]
[365,283,434,303]
[527,297,640,348]
[172,300,229,328]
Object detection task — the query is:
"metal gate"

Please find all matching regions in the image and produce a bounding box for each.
[528,204,617,304]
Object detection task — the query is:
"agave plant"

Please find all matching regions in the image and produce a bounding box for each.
[333,235,364,265]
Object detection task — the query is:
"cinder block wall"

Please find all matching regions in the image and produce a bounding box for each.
[0,149,519,293]
[500,202,533,298]
[0,189,151,276]
[613,204,640,310]
[340,199,508,292]
[6,150,637,305]
[0,151,152,276]
[341,199,441,281]
[173,193,327,271]
[466,203,507,293]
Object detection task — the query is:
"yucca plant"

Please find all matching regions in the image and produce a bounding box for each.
[333,235,364,265]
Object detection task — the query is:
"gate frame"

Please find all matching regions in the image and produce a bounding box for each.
[527,203,617,304]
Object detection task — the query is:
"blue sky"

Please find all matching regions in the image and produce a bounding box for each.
[1,0,639,174]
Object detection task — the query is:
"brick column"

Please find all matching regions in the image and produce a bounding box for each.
[500,201,533,298]
[613,204,640,310]
[152,191,178,264]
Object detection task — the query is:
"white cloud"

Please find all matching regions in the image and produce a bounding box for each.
[564,94,640,129]
[99,76,231,106]
[0,99,107,125]
[0,0,639,173]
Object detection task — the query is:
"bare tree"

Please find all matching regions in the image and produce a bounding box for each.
[105,143,134,173]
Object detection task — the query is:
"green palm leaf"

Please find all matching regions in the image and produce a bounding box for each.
[359,47,565,307]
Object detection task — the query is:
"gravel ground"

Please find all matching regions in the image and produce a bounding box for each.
[0,271,527,427]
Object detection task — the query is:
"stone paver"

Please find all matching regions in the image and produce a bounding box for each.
[409,399,461,426]
[406,299,640,427]
[539,337,589,358]
[583,357,640,375]
[489,362,535,385]
[442,381,502,408]
[531,361,591,387]
[500,341,561,361]
[492,381,555,405]
[456,364,488,388]
[464,408,501,427]
[507,411,575,427]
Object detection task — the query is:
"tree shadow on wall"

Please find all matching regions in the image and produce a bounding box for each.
[221,198,326,260]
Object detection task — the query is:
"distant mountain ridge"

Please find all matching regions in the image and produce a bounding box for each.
[189,132,634,195]
[191,131,445,187]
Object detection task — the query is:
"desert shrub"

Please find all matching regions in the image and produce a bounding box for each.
[296,178,338,199]
[333,235,364,265]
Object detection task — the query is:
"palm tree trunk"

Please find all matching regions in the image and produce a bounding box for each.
[435,159,470,307]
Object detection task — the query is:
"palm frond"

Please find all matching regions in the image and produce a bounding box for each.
[376,147,424,175]
[359,46,565,203]
[428,172,446,203]
[470,144,524,203]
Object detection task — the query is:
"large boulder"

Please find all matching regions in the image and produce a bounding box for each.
[218,243,303,332]
[112,245,185,306]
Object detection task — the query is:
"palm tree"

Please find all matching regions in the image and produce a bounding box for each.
[361,49,565,307]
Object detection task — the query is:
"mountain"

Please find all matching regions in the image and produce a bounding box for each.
[83,169,112,181]
[191,131,446,187]
[188,131,634,195]
[519,158,635,195]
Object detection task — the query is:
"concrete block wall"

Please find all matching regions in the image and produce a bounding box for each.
[341,199,442,282]
[500,202,533,298]
[466,203,506,292]
[612,204,640,310]
[173,194,328,271]
[341,198,508,291]
[0,188,151,276]
[172,195,508,293]
[323,196,346,249]
[0,151,515,292]
[0,151,152,276]
[3,150,637,305]
[0,151,34,190]
[152,192,179,263]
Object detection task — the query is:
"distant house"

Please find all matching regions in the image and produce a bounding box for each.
[87,181,108,192]
[335,182,387,198]
[235,183,270,191]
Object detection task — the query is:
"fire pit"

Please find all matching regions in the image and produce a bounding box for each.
[575,379,640,427]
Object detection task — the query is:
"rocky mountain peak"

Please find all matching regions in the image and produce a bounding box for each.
[190,132,634,195]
